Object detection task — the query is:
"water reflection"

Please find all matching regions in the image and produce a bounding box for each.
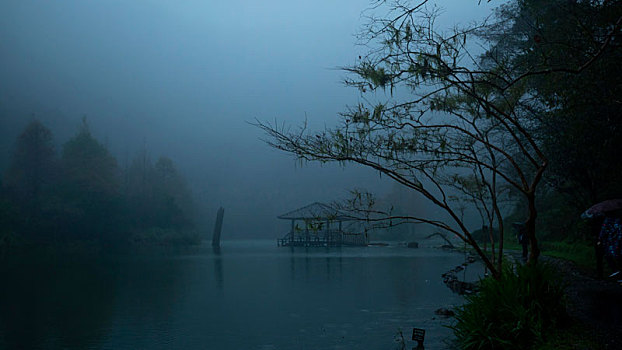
[0,247,193,350]
[212,246,224,290]
[287,247,344,282]
[0,241,482,349]
[0,253,117,349]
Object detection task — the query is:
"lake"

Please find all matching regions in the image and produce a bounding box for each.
[0,240,482,349]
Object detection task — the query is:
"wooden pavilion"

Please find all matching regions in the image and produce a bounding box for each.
[276,202,367,247]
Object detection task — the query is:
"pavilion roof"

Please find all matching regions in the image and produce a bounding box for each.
[277,202,352,221]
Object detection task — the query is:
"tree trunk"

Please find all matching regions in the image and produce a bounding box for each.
[526,193,540,264]
[212,207,225,247]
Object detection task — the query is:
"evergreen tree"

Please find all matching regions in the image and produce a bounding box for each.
[487,0,622,207]
[60,118,120,240]
[4,120,57,240]
[5,120,56,209]
[123,149,155,229]
[153,156,194,230]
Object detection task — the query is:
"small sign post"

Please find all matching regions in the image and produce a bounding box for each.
[412,328,425,349]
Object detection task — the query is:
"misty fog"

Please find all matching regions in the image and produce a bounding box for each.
[1,0,490,239]
[4,1,620,349]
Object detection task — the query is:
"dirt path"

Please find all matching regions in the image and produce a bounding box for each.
[538,256,622,348]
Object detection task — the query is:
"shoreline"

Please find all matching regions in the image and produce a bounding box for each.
[442,249,622,348]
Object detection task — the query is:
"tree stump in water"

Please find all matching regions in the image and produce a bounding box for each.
[212,207,225,247]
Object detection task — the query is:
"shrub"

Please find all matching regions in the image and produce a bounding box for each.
[451,262,568,350]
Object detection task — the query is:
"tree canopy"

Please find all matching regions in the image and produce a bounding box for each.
[5,120,56,206]
[258,0,622,278]
[0,119,200,246]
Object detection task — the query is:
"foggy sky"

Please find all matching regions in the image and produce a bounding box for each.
[0,1,494,238]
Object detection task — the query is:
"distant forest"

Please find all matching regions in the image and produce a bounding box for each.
[0,118,199,247]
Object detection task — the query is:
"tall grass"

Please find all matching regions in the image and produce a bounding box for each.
[451,263,568,350]
[540,240,595,269]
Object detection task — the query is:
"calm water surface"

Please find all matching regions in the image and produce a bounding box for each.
[0,240,482,349]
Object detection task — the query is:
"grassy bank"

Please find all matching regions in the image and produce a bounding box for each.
[501,238,596,271]
[451,262,567,349]
[451,260,607,349]
[452,235,614,349]
[540,240,595,269]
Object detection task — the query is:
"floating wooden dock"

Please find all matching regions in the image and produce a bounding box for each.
[276,202,367,247]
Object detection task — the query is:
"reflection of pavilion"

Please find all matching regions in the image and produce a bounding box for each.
[276,202,367,247]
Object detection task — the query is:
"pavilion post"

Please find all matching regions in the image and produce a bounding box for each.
[305,220,309,247]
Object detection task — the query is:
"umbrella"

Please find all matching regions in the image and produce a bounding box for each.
[581,199,622,219]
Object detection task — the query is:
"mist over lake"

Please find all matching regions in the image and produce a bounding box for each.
[2,0,621,349]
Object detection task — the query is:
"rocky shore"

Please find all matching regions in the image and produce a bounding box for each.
[441,253,479,295]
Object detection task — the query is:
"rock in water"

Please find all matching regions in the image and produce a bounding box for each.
[435,308,455,317]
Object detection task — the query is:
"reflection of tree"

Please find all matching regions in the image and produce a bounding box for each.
[0,254,117,349]
[213,246,224,290]
[288,254,343,282]
[0,250,190,349]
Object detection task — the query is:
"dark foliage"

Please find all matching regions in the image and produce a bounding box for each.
[494,0,622,240]
[0,119,198,248]
[3,120,58,241]
[451,262,568,350]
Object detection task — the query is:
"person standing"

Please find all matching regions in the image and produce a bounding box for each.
[513,222,528,262]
